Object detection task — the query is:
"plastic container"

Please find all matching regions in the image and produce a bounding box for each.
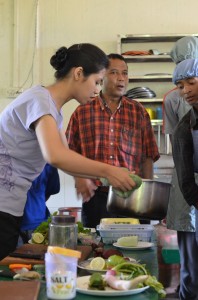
[156,107,163,120]
[49,215,77,249]
[96,224,154,244]
[45,246,81,299]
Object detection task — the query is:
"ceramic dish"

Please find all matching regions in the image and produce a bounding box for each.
[76,275,149,296]
[113,241,154,250]
[78,257,138,274]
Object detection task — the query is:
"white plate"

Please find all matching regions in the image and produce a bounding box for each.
[76,275,149,296]
[113,241,154,250]
[78,257,138,274]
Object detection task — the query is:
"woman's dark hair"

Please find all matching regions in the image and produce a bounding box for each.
[50,43,109,80]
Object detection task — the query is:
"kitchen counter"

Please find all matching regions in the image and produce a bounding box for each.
[0,244,159,300]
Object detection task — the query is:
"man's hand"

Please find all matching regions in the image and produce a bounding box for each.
[75,178,97,203]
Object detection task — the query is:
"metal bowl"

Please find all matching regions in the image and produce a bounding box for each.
[106,180,171,220]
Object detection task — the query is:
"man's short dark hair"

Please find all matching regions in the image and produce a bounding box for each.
[107,53,126,63]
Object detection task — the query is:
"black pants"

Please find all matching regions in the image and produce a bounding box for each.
[81,188,150,228]
[0,211,22,260]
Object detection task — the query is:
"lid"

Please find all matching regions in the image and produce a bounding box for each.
[47,246,81,258]
[58,207,81,212]
[51,215,75,225]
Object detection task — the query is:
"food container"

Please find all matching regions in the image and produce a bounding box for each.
[45,246,81,299]
[97,224,154,244]
[106,180,171,220]
[78,232,101,246]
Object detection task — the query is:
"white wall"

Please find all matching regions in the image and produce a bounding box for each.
[0,0,198,212]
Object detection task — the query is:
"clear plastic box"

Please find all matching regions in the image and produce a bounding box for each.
[96,224,154,244]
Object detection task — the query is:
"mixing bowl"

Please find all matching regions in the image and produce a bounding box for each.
[106,180,171,220]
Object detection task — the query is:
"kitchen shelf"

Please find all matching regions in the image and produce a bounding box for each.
[129,75,172,82]
[117,33,198,154]
[123,55,172,63]
[134,98,163,103]
[119,33,198,44]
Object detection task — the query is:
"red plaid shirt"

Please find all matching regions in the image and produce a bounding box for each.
[66,95,159,177]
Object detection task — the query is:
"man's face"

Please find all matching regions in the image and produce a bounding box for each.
[177,77,198,107]
[102,58,128,98]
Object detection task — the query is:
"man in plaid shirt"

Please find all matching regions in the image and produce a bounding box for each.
[66,53,160,228]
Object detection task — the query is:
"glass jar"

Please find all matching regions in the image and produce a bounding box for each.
[49,215,77,249]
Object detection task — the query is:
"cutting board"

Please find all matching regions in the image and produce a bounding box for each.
[0,244,92,265]
[0,281,40,300]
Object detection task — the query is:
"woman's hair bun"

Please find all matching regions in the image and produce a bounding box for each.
[50,46,68,70]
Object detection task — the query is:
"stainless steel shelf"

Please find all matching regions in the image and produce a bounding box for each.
[129,75,172,82]
[119,33,198,43]
[123,55,172,62]
[134,98,163,103]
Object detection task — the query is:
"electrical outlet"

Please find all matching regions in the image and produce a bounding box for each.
[6,88,23,98]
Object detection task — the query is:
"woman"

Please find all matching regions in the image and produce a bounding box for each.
[0,43,135,260]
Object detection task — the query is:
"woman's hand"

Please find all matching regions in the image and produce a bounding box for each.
[75,178,97,202]
[105,166,136,191]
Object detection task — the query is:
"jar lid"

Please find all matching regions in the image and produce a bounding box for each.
[51,215,75,224]
[47,246,81,258]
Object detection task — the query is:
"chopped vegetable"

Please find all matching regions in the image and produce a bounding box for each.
[14,271,41,280]
[105,274,132,290]
[9,264,32,270]
[88,273,106,290]
[117,236,138,247]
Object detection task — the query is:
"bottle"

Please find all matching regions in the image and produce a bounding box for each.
[45,246,81,299]
[156,106,163,120]
[49,215,77,249]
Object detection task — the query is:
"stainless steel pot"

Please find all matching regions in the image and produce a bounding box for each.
[106,180,171,220]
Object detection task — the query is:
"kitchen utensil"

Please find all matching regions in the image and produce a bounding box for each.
[106,180,171,220]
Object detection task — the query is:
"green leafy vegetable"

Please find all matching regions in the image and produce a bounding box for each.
[77,221,91,234]
[145,275,166,298]
[113,262,148,277]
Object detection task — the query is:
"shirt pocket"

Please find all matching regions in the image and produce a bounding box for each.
[119,126,142,155]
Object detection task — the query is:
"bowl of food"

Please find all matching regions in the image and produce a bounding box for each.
[107,180,171,220]
[78,232,101,246]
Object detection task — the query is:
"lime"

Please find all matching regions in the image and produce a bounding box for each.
[32,232,45,244]
[89,257,106,270]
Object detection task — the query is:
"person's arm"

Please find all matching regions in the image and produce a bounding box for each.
[172,115,198,208]
[163,88,179,136]
[34,115,136,191]
[74,177,97,202]
[45,165,60,199]
[142,157,153,179]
